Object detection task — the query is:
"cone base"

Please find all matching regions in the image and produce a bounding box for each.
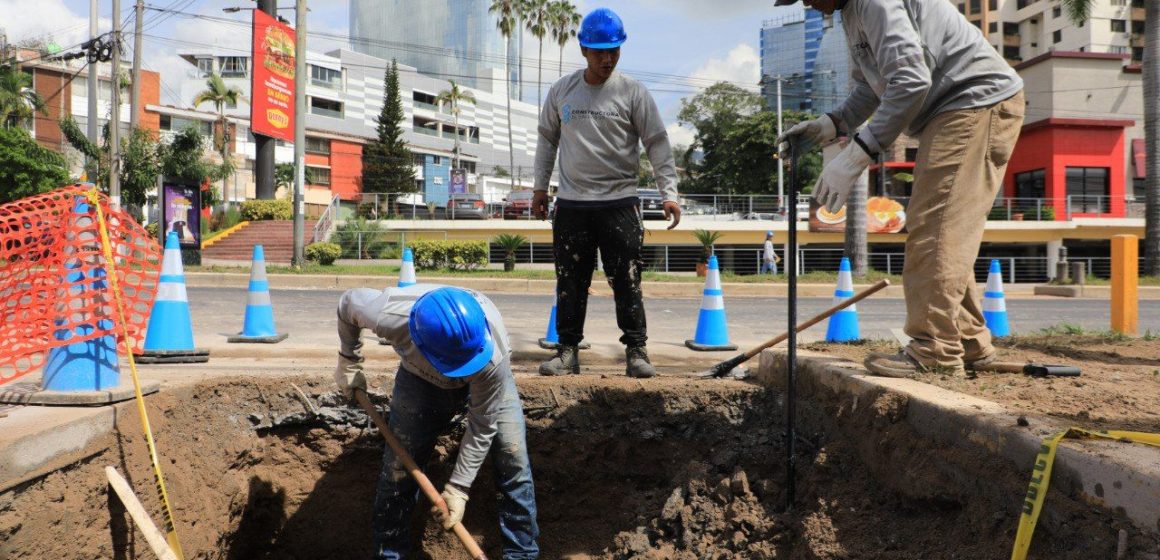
[825,311,861,343]
[0,379,161,405]
[984,311,1010,338]
[685,340,739,352]
[227,333,289,344]
[136,348,211,364]
[538,339,592,350]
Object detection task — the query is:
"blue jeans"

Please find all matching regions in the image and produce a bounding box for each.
[761,261,778,275]
[373,367,539,559]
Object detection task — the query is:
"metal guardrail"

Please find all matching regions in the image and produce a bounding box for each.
[311,195,340,244]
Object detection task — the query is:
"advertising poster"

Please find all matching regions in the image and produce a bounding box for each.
[808,197,908,234]
[251,10,296,142]
[162,183,202,248]
[449,169,467,194]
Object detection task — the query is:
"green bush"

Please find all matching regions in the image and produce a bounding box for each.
[145,222,160,241]
[210,205,243,232]
[331,218,394,259]
[241,199,292,220]
[410,240,488,271]
[305,242,342,265]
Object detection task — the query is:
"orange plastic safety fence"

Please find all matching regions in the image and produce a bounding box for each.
[0,185,161,385]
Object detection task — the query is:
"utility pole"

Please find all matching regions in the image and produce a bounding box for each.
[291,0,306,267]
[109,0,121,209]
[255,0,277,199]
[87,0,99,167]
[129,0,143,129]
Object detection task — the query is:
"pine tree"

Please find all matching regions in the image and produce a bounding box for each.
[362,60,416,202]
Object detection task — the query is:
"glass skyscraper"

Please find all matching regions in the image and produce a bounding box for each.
[349,0,521,96]
[759,10,848,114]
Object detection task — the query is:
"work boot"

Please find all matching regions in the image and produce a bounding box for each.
[625,346,657,378]
[864,351,963,378]
[539,345,580,376]
[964,351,997,371]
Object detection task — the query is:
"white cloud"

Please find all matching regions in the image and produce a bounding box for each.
[1,0,110,48]
[689,43,761,91]
[666,123,695,148]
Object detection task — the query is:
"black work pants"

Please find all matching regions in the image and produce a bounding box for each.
[552,205,647,348]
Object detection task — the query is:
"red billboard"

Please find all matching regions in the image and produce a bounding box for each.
[251,10,295,142]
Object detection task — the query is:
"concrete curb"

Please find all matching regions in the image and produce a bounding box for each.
[0,405,116,493]
[184,272,1159,299]
[754,349,1160,536]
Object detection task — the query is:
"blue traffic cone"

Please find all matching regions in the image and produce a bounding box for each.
[43,237,120,391]
[825,257,860,342]
[228,245,288,343]
[538,294,590,350]
[685,255,738,351]
[983,259,1010,337]
[398,247,417,287]
[140,232,209,363]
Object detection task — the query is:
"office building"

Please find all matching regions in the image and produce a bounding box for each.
[759,10,848,113]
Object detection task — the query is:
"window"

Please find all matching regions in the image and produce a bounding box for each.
[1053,29,1062,43]
[1003,45,1022,60]
[989,22,998,33]
[413,154,426,166]
[958,3,965,13]
[1065,167,1109,213]
[310,97,343,118]
[1014,169,1046,199]
[905,147,919,162]
[1052,5,1061,17]
[461,161,476,174]
[1111,19,1126,32]
[1133,47,1144,61]
[1109,46,1128,54]
[1133,20,1146,34]
[310,65,342,89]
[306,166,331,186]
[1004,22,1019,35]
[970,0,981,12]
[973,19,983,29]
[219,56,247,77]
[196,57,214,77]
[159,115,212,137]
[413,116,439,136]
[432,156,441,165]
[989,0,998,9]
[1016,0,1033,9]
[1111,0,1126,5]
[412,91,438,111]
[305,136,330,154]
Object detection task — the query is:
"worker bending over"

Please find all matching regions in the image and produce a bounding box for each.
[334,284,539,559]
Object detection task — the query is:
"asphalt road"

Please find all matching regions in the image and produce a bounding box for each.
[187,287,1160,352]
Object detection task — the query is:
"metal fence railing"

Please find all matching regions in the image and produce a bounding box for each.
[345,192,1140,223]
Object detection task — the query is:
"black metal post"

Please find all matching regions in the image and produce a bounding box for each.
[785,141,799,511]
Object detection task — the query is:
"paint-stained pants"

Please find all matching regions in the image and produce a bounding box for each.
[903,91,1025,368]
[373,366,539,560]
[552,205,647,348]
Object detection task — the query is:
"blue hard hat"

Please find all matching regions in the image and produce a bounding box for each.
[409,287,495,378]
[578,8,626,49]
[766,230,774,237]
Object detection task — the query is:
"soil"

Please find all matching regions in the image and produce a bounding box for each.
[0,366,1155,559]
[803,334,1160,433]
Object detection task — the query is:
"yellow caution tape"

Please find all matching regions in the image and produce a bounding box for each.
[1011,427,1160,560]
[87,189,186,559]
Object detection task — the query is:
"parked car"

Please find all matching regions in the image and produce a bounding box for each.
[503,190,539,220]
[638,188,666,220]
[447,193,489,220]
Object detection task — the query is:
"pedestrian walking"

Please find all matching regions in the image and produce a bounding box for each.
[761,230,781,276]
[777,0,1024,376]
[334,284,540,559]
[532,7,681,378]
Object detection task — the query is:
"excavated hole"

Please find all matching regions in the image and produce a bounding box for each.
[0,373,1150,559]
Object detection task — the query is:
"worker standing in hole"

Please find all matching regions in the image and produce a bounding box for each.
[533,7,681,378]
[776,0,1024,377]
[334,285,539,559]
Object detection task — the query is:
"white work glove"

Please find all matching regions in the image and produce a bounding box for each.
[777,115,838,150]
[333,353,366,401]
[434,483,469,530]
[813,138,874,213]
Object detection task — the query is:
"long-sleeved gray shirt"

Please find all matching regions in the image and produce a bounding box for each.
[534,69,679,204]
[831,0,1023,154]
[336,284,514,488]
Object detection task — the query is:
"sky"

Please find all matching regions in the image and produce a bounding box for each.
[4,0,802,147]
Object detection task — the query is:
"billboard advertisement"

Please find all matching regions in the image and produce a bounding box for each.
[449,169,467,194]
[251,10,295,142]
[162,182,202,248]
[808,197,908,234]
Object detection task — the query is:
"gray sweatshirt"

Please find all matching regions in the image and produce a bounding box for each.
[535,70,679,204]
[336,284,514,488]
[832,0,1023,154]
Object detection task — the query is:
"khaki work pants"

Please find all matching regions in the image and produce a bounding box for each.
[903,91,1025,368]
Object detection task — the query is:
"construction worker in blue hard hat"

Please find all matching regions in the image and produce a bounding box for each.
[534,7,681,378]
[761,231,781,276]
[776,0,1023,378]
[334,284,539,559]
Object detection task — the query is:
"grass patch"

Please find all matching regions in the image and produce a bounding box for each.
[1005,322,1138,344]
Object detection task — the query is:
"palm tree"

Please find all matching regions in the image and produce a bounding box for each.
[435,80,477,171]
[490,0,521,189]
[0,60,46,127]
[1060,0,1158,274]
[193,73,243,200]
[524,0,551,113]
[549,0,582,78]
